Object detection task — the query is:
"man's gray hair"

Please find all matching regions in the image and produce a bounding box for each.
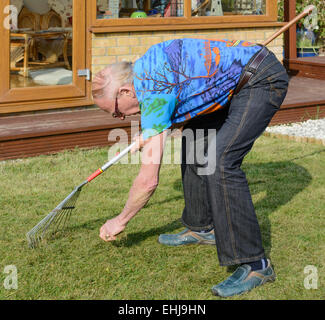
[92,61,134,99]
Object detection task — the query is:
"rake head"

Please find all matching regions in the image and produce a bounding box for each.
[26,182,87,248]
[26,142,136,248]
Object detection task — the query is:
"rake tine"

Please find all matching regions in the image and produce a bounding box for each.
[55,208,72,233]
[27,212,57,247]
[54,200,78,233]
[41,212,58,235]
[46,206,74,237]
[52,210,67,234]
[27,187,84,248]
[66,206,75,225]
[60,209,72,231]
[45,190,78,233]
[61,191,81,227]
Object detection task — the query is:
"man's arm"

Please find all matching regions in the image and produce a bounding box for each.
[99,130,167,241]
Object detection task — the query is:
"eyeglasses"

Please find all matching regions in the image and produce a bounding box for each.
[112,95,125,119]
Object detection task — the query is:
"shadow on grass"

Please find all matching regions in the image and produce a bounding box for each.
[242,160,312,257]
[289,148,325,161]
[68,218,104,231]
[64,160,312,255]
[145,195,183,208]
[112,219,183,248]
[113,160,311,258]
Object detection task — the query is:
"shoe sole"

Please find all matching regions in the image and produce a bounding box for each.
[212,272,276,297]
[158,239,216,246]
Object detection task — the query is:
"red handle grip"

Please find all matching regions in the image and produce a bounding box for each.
[87,168,103,182]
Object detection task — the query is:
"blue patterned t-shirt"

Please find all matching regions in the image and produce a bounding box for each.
[133,38,262,140]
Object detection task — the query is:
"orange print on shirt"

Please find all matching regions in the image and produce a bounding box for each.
[213,47,220,66]
[197,103,223,116]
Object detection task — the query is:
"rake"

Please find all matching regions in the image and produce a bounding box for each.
[26,142,136,248]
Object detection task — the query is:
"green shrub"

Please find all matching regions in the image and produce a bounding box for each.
[277,0,325,45]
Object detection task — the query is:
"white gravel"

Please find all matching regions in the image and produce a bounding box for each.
[266,119,325,140]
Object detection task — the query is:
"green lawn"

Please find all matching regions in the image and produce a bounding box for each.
[0,135,324,300]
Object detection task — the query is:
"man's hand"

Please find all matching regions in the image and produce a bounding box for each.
[131,133,145,154]
[100,131,167,243]
[99,216,126,242]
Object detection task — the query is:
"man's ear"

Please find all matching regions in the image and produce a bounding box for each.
[119,84,136,98]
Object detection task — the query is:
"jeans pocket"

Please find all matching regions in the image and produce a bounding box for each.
[268,71,289,109]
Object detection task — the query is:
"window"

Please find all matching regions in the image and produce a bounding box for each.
[96,0,266,19]
[193,0,266,17]
[97,0,185,18]
[9,0,73,89]
[0,0,91,114]
[91,0,277,32]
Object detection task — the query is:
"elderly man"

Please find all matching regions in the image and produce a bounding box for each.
[92,38,288,297]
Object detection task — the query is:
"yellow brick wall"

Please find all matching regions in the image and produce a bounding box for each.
[92,28,284,75]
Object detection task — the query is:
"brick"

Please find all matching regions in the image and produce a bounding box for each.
[153,31,176,37]
[178,34,198,39]
[265,31,277,38]
[107,46,130,55]
[275,38,285,46]
[193,34,211,39]
[140,37,163,46]
[117,37,140,46]
[92,56,117,65]
[132,31,152,37]
[208,33,229,40]
[175,30,196,35]
[106,32,131,37]
[196,30,218,35]
[194,34,216,40]
[246,31,266,41]
[162,35,180,41]
[240,28,254,32]
[264,40,276,46]
[266,38,284,47]
[226,33,239,40]
[269,46,284,54]
[92,65,106,75]
[131,46,150,55]
[231,32,247,41]
[117,55,140,62]
[92,47,106,56]
[92,38,117,47]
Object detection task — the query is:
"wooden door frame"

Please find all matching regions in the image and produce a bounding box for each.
[0,0,93,114]
[284,0,297,61]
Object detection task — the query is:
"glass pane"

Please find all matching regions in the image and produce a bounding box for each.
[10,0,73,88]
[97,0,184,19]
[192,0,266,17]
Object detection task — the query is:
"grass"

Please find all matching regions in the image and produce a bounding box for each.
[0,135,324,300]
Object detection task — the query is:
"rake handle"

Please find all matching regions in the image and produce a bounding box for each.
[87,168,103,182]
[262,5,316,46]
[86,141,136,182]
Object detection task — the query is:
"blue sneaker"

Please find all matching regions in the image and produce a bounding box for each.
[211,259,276,297]
[158,228,215,246]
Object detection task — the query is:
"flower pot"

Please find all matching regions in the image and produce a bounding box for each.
[297,47,319,58]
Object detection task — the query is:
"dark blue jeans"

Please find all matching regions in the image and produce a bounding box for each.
[180,49,289,266]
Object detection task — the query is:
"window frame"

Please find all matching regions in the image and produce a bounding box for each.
[89,0,279,33]
[0,0,93,114]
